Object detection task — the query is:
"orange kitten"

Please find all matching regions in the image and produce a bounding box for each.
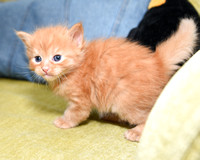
[16,18,197,142]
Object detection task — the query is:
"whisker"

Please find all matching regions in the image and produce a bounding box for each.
[58,76,61,85]
[15,65,29,71]
[63,74,68,80]
[31,74,40,85]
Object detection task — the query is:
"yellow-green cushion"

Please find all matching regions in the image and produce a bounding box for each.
[136,50,200,160]
[0,79,137,160]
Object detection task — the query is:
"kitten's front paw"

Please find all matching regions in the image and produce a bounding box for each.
[124,128,141,142]
[54,117,73,129]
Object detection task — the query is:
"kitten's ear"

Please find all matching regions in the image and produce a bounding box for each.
[16,31,32,47]
[69,23,84,48]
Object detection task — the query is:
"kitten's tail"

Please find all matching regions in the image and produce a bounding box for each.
[156,18,198,74]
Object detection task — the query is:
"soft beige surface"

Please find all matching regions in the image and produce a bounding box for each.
[0,79,137,160]
[136,51,200,160]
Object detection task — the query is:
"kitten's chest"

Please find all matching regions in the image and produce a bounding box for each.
[52,75,88,101]
[53,80,75,98]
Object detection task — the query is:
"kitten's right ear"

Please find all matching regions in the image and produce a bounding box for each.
[16,31,32,47]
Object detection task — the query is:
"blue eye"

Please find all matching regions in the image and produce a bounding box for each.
[53,55,62,62]
[35,56,42,62]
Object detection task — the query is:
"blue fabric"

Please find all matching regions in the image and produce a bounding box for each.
[0,0,150,82]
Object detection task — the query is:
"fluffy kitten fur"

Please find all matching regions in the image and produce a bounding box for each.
[16,18,197,142]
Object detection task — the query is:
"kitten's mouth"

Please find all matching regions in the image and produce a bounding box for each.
[43,74,55,81]
[44,74,52,78]
[42,73,64,81]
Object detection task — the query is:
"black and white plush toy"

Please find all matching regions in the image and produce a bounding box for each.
[127,0,200,54]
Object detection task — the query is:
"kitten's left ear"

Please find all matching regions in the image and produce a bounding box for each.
[69,23,84,49]
[16,31,32,47]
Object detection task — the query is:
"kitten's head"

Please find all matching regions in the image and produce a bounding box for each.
[16,23,84,82]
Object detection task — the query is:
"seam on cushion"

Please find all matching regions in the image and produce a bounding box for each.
[8,0,34,77]
[64,0,71,27]
[109,0,130,37]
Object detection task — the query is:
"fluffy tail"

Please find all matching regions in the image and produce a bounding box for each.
[156,18,198,74]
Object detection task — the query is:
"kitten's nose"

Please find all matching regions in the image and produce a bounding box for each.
[42,67,49,74]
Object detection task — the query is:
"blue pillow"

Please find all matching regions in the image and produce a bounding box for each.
[0,0,149,82]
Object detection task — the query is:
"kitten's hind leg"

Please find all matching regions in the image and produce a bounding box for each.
[54,102,91,129]
[124,123,145,142]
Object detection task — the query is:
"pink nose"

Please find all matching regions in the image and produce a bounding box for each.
[42,67,49,74]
